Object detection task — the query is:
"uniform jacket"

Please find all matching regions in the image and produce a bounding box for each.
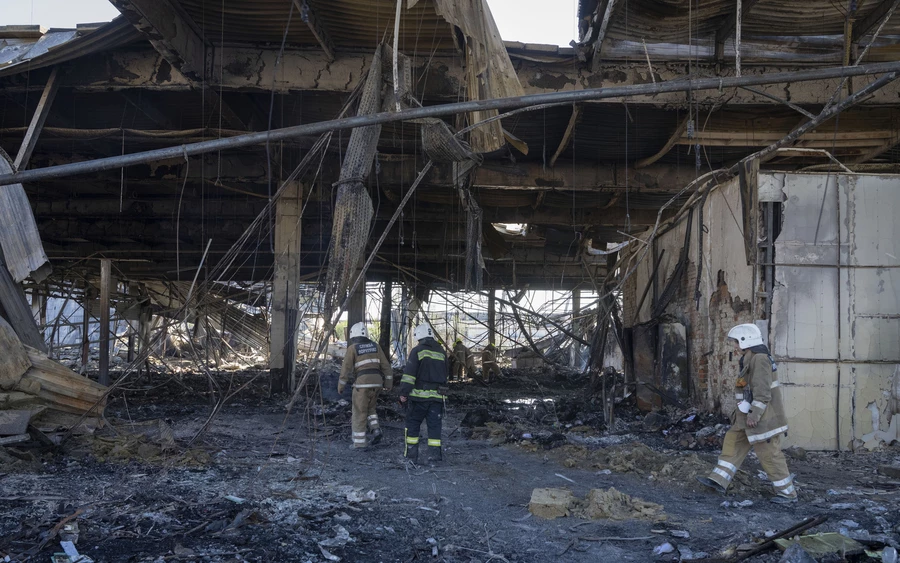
[453,342,468,362]
[482,345,498,365]
[340,336,393,391]
[399,337,448,401]
[732,346,788,443]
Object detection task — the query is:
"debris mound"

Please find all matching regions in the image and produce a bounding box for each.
[580,487,666,521]
[528,487,666,521]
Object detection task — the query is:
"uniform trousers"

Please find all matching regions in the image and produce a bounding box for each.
[351,387,380,448]
[707,428,796,497]
[404,399,443,453]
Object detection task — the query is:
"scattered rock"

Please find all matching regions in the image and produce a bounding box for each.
[784,446,808,461]
[318,525,352,548]
[721,500,754,508]
[878,465,900,479]
[528,488,574,519]
[882,547,898,563]
[643,412,667,432]
[839,520,859,529]
[578,487,666,522]
[653,542,675,555]
[347,490,377,503]
[670,530,690,539]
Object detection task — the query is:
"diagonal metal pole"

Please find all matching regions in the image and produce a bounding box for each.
[3,62,900,187]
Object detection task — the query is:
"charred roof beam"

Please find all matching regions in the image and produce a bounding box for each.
[852,0,900,43]
[109,0,210,84]
[590,0,621,72]
[715,0,761,62]
[294,0,336,62]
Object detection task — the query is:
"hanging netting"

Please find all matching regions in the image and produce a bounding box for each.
[323,47,383,310]
[464,191,484,291]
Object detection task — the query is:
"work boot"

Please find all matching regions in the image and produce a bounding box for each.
[349,443,369,451]
[427,447,443,465]
[370,428,383,445]
[696,476,727,494]
[404,444,419,463]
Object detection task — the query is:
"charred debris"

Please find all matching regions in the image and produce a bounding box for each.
[2,0,900,561]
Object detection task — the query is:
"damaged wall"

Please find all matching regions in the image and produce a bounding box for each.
[624,171,900,451]
[770,173,900,451]
[624,176,755,413]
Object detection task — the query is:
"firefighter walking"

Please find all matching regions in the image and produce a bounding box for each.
[697,323,797,503]
[338,322,392,450]
[398,324,448,464]
[482,342,501,383]
[452,338,471,381]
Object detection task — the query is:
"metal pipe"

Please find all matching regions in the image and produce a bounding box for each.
[3,62,900,187]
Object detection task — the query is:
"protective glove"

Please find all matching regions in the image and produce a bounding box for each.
[399,395,408,404]
[746,411,760,428]
[337,382,346,394]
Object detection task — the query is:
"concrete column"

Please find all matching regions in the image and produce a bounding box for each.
[139,305,152,375]
[269,182,302,394]
[487,290,496,345]
[348,266,366,332]
[406,293,421,355]
[570,289,581,368]
[379,279,392,357]
[99,258,111,386]
[81,281,91,371]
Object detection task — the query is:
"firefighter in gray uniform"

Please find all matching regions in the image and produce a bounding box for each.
[398,324,448,464]
[338,322,392,449]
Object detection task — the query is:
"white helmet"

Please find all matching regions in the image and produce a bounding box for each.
[413,324,433,341]
[349,322,368,339]
[727,323,763,349]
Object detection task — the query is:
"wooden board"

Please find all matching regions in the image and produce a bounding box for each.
[0,149,50,282]
[0,409,33,436]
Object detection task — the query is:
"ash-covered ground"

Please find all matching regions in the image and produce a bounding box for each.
[2,366,899,562]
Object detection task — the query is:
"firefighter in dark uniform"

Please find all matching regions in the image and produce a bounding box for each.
[398,324,448,464]
[338,322,392,449]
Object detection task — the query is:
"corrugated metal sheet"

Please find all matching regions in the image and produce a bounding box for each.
[0,18,141,77]
[177,0,456,51]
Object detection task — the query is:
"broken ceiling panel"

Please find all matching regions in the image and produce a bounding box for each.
[429,0,525,153]
[0,150,50,283]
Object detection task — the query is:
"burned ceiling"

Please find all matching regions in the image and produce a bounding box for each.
[0,0,899,289]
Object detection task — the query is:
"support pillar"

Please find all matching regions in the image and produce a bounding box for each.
[139,305,152,375]
[487,290,496,345]
[406,292,421,355]
[269,182,302,394]
[570,289,581,368]
[379,279,392,358]
[347,267,366,334]
[81,281,91,371]
[126,284,136,363]
[98,258,111,386]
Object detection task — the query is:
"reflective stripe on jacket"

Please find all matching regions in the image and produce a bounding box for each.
[399,338,448,401]
[339,337,393,391]
[733,349,788,442]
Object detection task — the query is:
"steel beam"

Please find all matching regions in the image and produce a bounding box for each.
[6,61,900,188]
